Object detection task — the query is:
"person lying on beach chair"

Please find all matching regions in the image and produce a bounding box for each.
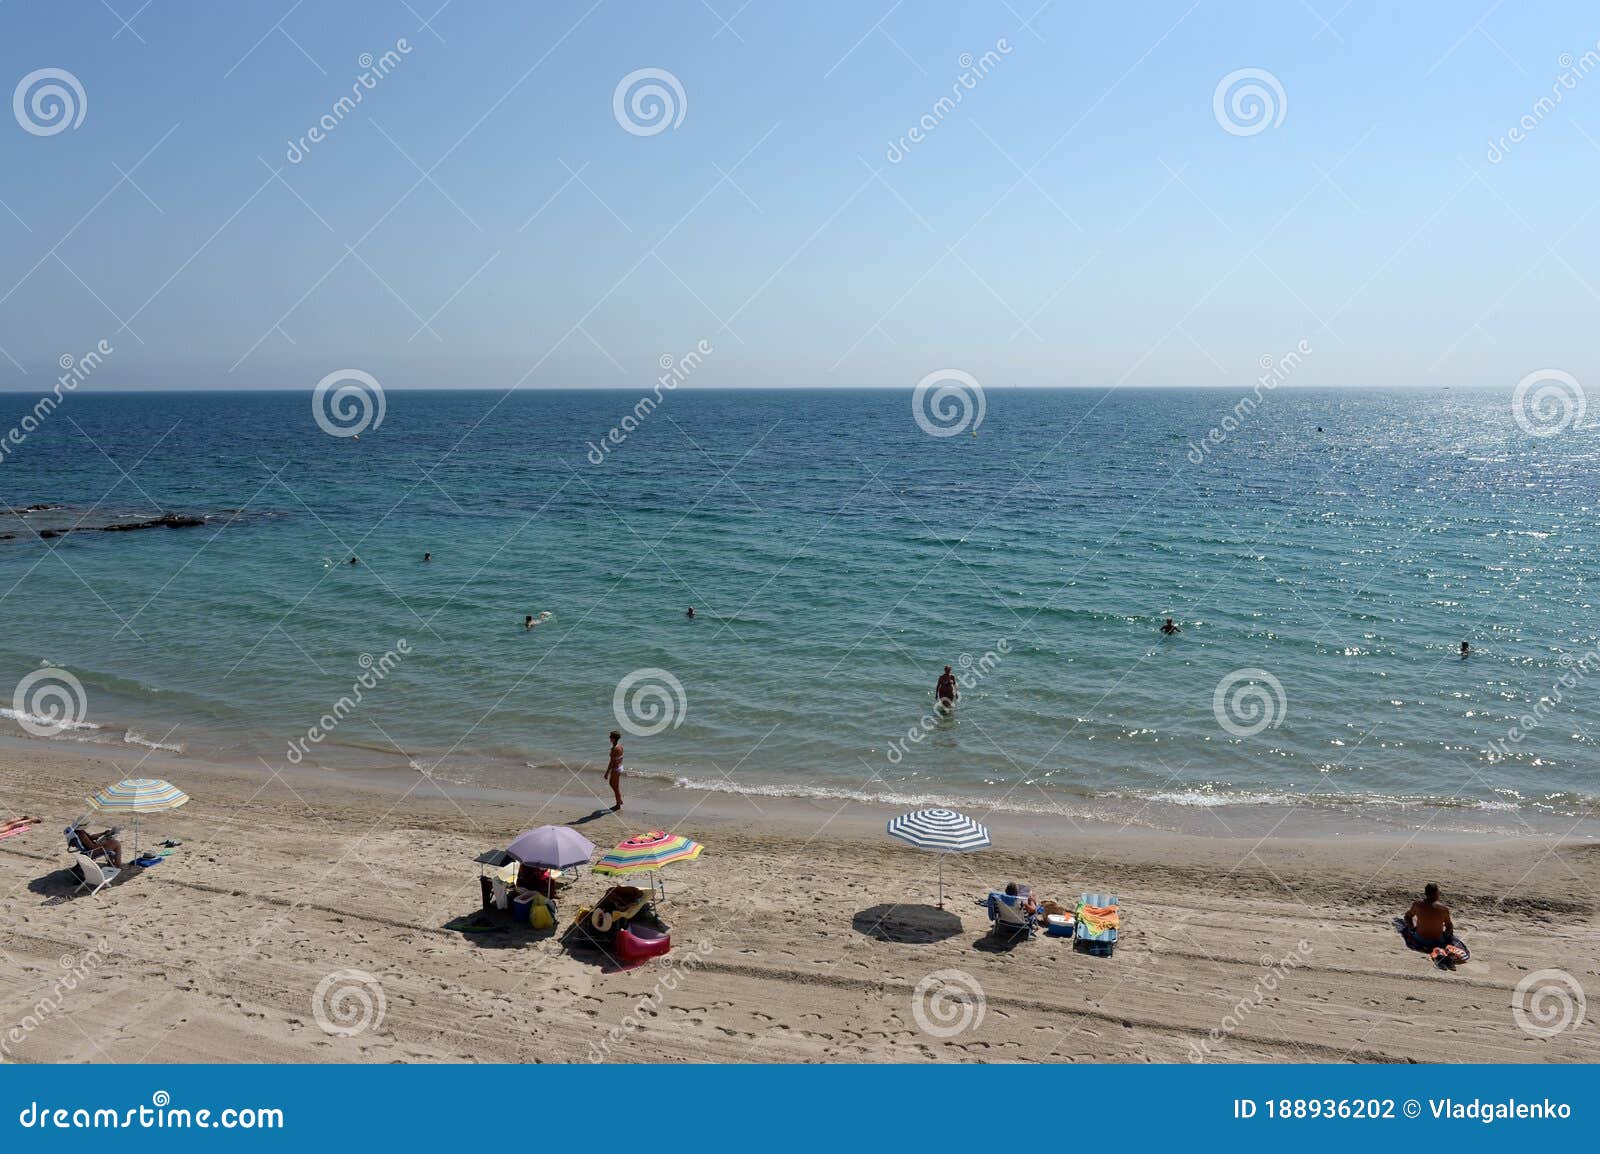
[66,823,123,868]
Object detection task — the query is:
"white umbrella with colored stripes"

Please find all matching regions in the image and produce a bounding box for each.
[886,808,991,909]
[88,778,189,858]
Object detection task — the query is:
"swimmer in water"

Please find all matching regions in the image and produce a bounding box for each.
[686,607,695,620]
[348,556,359,566]
[525,615,535,630]
[1460,640,1471,658]
[423,552,431,562]
[1161,617,1181,635]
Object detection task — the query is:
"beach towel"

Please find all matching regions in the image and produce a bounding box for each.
[1074,893,1119,956]
[1392,917,1469,965]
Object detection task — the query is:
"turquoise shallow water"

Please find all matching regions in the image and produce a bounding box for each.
[2,386,1597,827]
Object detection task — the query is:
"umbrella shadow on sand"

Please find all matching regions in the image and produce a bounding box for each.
[852,903,964,944]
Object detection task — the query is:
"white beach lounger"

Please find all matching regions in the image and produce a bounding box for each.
[73,853,120,897]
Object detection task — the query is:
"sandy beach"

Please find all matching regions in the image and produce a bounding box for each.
[2,739,1596,1064]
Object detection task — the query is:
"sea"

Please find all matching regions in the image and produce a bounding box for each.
[3,385,1598,835]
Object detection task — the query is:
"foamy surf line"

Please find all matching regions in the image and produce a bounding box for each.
[611,767,1598,825]
[1,711,184,754]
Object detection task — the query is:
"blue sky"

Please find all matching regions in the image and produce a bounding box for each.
[1,1,1597,390]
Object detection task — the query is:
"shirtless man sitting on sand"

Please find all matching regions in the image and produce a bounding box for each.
[1403,882,1454,948]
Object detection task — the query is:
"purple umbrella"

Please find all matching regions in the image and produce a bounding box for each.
[505,825,595,870]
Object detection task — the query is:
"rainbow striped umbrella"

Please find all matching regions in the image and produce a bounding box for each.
[592,831,704,877]
[88,778,189,857]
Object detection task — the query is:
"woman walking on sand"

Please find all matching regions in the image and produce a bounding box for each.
[605,730,625,811]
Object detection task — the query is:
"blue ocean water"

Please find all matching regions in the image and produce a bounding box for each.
[2,386,1597,827]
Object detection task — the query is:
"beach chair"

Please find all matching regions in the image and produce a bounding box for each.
[72,853,120,897]
[987,891,1036,941]
[65,824,100,859]
[1073,893,1119,956]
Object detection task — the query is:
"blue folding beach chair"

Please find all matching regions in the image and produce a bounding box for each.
[987,890,1036,941]
[1073,893,1119,956]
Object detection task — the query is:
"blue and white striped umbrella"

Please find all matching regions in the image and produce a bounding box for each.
[885,808,991,908]
[887,808,991,851]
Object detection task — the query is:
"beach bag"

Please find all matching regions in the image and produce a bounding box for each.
[530,894,555,931]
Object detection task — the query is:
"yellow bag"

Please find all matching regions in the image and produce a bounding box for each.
[530,894,554,930]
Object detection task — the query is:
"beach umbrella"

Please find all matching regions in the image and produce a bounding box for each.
[593,831,705,900]
[886,808,991,909]
[505,825,595,871]
[88,778,189,858]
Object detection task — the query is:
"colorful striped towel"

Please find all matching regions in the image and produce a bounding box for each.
[1074,893,1119,954]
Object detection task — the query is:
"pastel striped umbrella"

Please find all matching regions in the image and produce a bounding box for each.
[886,808,991,909]
[89,778,189,857]
[592,831,704,876]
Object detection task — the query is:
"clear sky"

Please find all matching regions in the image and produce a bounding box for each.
[1,1,1597,391]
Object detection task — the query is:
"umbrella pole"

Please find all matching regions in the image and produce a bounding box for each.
[937,855,944,910]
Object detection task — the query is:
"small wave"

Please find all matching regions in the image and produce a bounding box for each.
[123,730,184,753]
[0,707,102,733]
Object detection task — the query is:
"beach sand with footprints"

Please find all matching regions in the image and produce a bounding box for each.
[2,741,1596,1064]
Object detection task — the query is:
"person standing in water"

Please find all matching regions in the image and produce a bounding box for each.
[686,607,695,619]
[423,551,431,562]
[1460,640,1471,658]
[935,665,959,709]
[605,730,625,811]
[1161,617,1181,635]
